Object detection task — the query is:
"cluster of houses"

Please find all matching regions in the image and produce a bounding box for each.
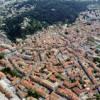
[0,6,100,99]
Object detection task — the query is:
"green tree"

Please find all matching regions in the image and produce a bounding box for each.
[0,53,5,59]
[1,67,21,77]
[95,94,100,100]
[27,89,41,99]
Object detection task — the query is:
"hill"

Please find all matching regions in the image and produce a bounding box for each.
[0,0,96,41]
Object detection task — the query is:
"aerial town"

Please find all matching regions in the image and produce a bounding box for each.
[0,1,100,100]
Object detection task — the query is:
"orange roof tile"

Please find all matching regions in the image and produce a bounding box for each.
[21,80,35,90]
[63,80,79,88]
[0,48,6,52]
[73,87,86,95]
[46,92,61,100]
[0,72,5,78]
[57,87,79,100]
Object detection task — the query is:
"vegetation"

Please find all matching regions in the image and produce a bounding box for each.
[93,69,97,73]
[93,57,100,63]
[94,94,100,100]
[56,74,63,80]
[27,89,41,99]
[97,64,100,68]
[2,0,91,41]
[1,67,21,77]
[80,80,84,85]
[24,19,43,35]
[70,78,76,83]
[96,45,100,49]
[3,17,43,42]
[0,53,5,59]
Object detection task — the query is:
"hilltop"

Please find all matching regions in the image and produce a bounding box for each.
[0,0,97,41]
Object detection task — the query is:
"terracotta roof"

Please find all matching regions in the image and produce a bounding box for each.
[63,80,79,88]
[57,87,79,100]
[34,88,48,98]
[21,80,35,90]
[73,87,86,95]
[0,72,5,79]
[46,92,61,100]
[31,76,59,90]
[63,61,74,68]
[0,48,6,52]
[49,75,57,82]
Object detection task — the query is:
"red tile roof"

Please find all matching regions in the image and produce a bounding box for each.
[49,75,57,82]
[46,92,61,100]
[0,72,5,79]
[0,48,6,52]
[63,80,79,88]
[57,87,79,100]
[73,87,86,95]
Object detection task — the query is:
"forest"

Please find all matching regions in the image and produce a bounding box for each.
[2,0,92,41]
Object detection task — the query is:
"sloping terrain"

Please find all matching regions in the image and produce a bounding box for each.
[0,0,93,41]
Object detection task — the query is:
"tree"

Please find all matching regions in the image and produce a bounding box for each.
[0,53,5,59]
[27,89,41,99]
[95,94,100,100]
[1,67,21,77]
